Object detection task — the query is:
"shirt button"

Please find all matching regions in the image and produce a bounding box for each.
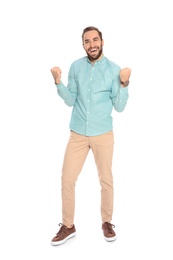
[88,89,90,91]
[90,78,92,81]
[87,100,90,102]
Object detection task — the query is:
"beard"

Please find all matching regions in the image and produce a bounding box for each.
[87,46,103,62]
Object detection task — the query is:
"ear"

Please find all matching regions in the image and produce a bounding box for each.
[82,43,86,50]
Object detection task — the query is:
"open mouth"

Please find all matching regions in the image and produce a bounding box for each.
[89,48,98,54]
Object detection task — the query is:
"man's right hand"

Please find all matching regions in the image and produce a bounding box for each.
[50,67,62,84]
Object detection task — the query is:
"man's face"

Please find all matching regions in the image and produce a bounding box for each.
[83,30,104,62]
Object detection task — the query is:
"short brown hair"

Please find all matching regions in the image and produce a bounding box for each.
[82,26,103,42]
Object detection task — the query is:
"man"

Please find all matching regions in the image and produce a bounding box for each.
[50,26,131,245]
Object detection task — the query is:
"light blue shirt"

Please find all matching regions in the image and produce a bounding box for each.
[56,55,129,136]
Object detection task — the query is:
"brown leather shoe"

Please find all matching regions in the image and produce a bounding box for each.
[51,223,76,246]
[102,222,117,241]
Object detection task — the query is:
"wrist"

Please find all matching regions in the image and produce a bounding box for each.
[55,81,61,85]
[120,80,129,87]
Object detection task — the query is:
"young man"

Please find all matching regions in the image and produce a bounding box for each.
[50,26,131,245]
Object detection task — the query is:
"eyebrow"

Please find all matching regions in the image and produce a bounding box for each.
[84,36,100,43]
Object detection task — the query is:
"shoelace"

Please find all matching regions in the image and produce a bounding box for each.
[104,222,115,234]
[55,223,67,238]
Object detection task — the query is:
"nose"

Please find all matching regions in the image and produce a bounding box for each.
[90,40,95,47]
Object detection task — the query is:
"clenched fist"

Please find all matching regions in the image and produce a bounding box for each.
[120,67,131,83]
[50,67,62,84]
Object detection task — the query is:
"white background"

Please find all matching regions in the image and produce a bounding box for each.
[0,0,173,259]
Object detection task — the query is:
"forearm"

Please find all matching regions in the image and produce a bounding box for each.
[113,86,129,112]
[55,82,76,107]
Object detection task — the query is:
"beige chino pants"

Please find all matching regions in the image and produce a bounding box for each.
[61,130,114,226]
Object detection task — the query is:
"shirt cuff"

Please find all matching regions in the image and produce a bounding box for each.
[120,86,129,92]
[55,82,63,89]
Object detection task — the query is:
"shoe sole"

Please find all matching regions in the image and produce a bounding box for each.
[104,235,117,242]
[51,232,76,246]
